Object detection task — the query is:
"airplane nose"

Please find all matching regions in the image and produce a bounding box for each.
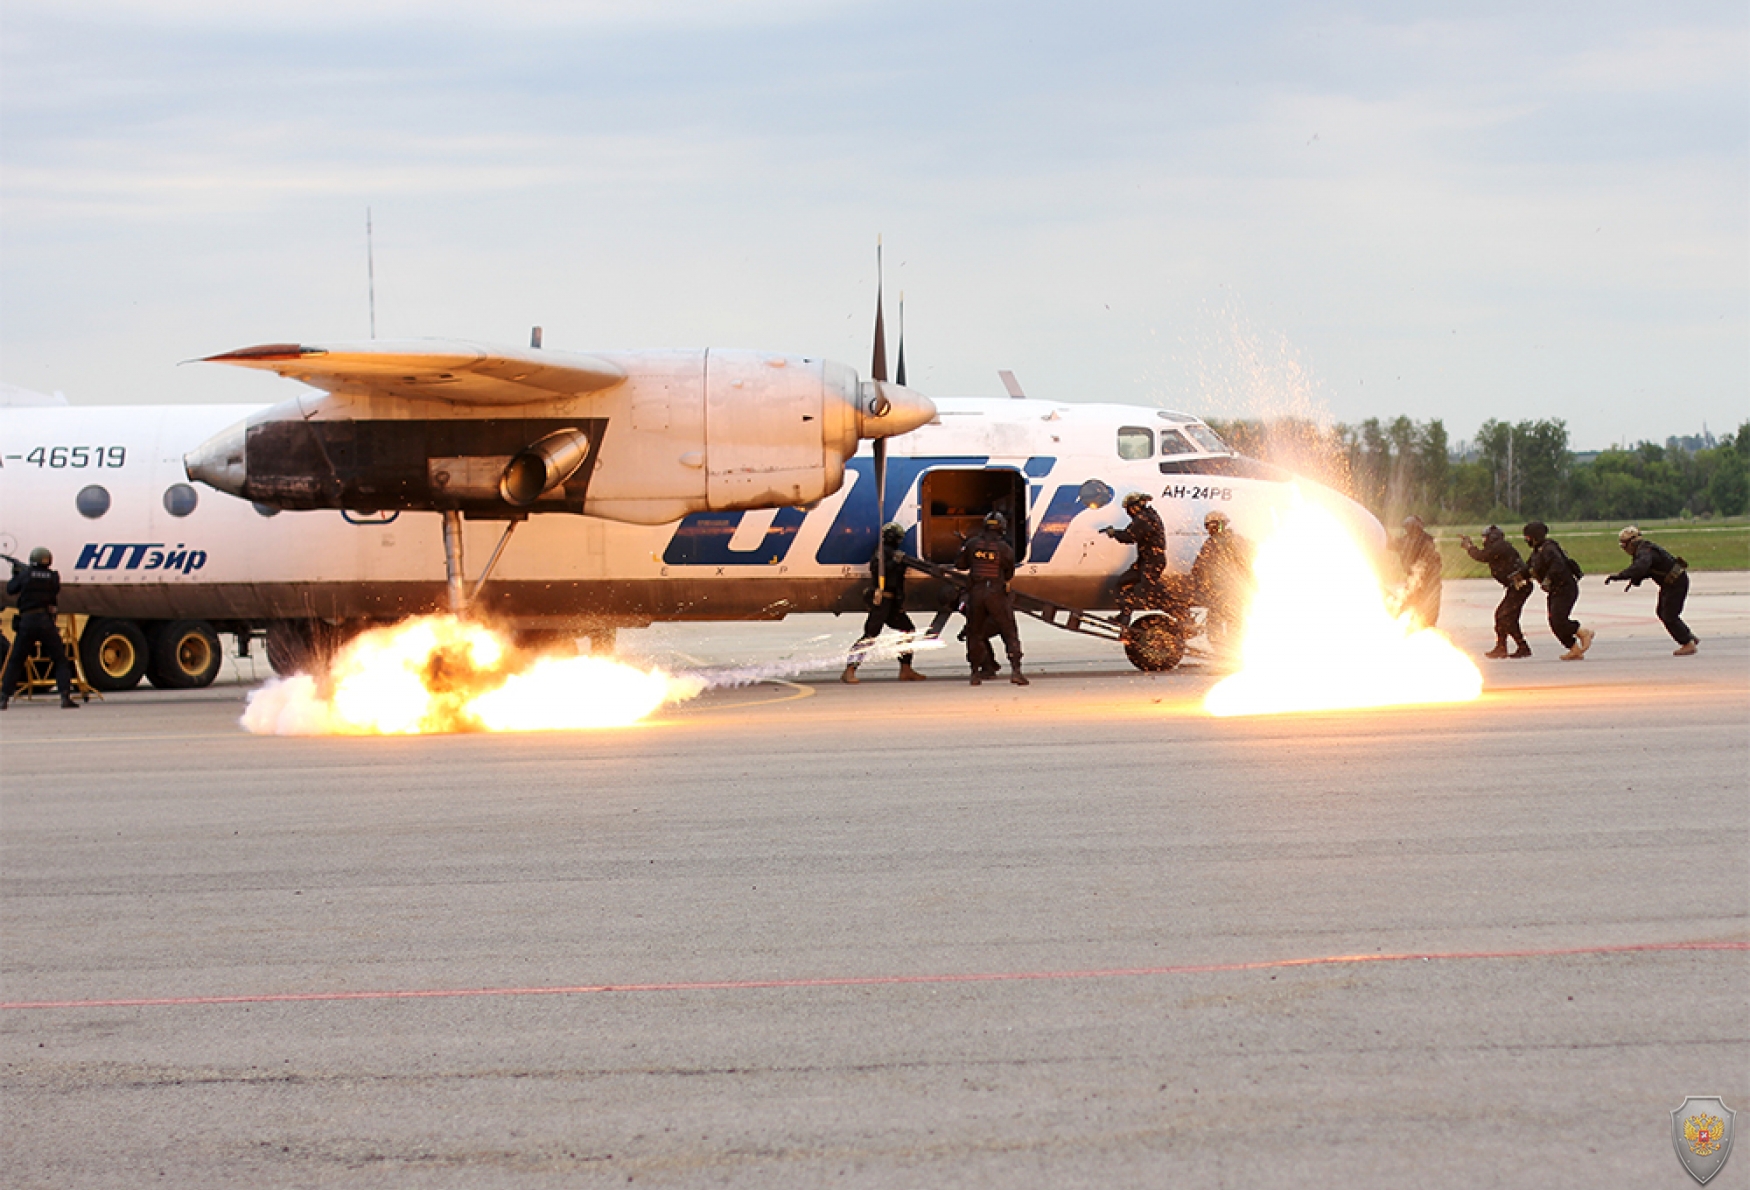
[184,417,249,497]
[858,380,935,440]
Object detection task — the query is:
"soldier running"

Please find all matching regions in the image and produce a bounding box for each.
[1604,526,1699,655]
[841,522,928,684]
[955,511,1028,686]
[1460,524,1533,658]
[0,547,80,710]
[1524,521,1594,661]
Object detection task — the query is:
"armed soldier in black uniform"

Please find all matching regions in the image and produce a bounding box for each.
[1524,521,1593,661]
[1460,524,1533,658]
[1102,491,1168,623]
[841,522,928,684]
[1,547,79,709]
[955,511,1028,686]
[1390,515,1443,630]
[1605,525,1698,655]
[1190,510,1254,653]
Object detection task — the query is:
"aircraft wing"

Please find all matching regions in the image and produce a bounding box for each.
[203,340,627,405]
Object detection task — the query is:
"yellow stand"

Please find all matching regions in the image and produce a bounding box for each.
[2,615,99,703]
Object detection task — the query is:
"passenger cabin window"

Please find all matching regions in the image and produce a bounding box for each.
[1158,430,1197,457]
[1116,427,1154,460]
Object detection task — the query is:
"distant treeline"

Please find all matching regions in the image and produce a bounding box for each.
[1206,416,1750,525]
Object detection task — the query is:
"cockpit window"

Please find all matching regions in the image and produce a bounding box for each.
[1117,427,1154,460]
[1183,424,1228,453]
[1158,430,1197,457]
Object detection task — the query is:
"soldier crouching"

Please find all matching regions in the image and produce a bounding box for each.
[1605,526,1698,656]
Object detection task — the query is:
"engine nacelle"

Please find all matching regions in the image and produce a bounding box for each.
[185,345,934,525]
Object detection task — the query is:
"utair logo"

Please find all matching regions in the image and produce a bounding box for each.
[660,458,1092,568]
[76,543,208,574]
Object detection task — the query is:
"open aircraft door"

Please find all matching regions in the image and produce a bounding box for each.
[917,468,1028,564]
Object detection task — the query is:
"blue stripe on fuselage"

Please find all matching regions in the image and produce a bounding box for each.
[661,506,809,566]
[814,456,983,565]
[660,457,1095,567]
[1027,482,1094,565]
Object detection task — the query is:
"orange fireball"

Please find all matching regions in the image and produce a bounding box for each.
[242,616,702,736]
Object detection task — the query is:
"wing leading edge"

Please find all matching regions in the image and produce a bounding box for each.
[203,339,627,406]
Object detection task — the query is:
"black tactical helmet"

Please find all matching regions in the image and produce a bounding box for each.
[984,511,1007,533]
[1402,515,1424,533]
[881,521,904,546]
[1204,510,1230,533]
[1523,521,1549,545]
[1121,491,1150,510]
[28,546,51,567]
[1482,524,1503,543]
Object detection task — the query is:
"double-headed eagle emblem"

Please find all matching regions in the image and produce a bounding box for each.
[1685,1113,1725,1157]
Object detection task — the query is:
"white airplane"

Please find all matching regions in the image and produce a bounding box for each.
[1,344,1383,691]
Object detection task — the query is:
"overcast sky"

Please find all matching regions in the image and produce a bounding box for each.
[2,0,1744,448]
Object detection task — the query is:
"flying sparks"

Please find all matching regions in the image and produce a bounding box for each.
[242,616,704,736]
[1205,499,1482,717]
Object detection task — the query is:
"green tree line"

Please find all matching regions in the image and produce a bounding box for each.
[1208,416,1750,525]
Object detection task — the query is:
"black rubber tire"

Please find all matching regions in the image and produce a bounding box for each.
[146,620,223,689]
[80,618,150,691]
[1122,613,1186,672]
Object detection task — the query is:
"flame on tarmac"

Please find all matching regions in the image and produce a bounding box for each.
[1204,498,1482,718]
[242,616,705,736]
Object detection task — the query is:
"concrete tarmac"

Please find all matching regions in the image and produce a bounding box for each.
[3,576,1747,1189]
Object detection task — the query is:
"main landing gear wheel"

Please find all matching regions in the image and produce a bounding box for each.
[80,618,149,691]
[1122,613,1187,672]
[147,620,223,689]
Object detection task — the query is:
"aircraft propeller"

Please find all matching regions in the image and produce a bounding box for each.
[871,240,890,598]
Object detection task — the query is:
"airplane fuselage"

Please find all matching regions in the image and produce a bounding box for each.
[1,396,1383,681]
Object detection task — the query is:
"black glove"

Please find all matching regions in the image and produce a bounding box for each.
[1604,575,1617,584]
[1100,526,1117,538]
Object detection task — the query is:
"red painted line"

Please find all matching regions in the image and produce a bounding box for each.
[4,939,1744,1012]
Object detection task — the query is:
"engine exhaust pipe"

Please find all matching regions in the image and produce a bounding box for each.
[499,428,591,507]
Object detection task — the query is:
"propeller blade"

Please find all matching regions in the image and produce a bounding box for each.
[874,435,888,594]
[895,292,906,388]
[871,236,888,383]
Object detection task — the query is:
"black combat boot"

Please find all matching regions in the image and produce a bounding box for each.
[1010,666,1029,687]
[1483,639,1509,659]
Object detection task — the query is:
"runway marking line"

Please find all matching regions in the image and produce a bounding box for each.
[4,940,1743,1012]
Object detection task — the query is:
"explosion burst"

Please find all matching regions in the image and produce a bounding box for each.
[1205,498,1482,718]
[242,616,704,736]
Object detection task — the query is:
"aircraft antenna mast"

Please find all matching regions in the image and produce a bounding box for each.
[366,207,377,340]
